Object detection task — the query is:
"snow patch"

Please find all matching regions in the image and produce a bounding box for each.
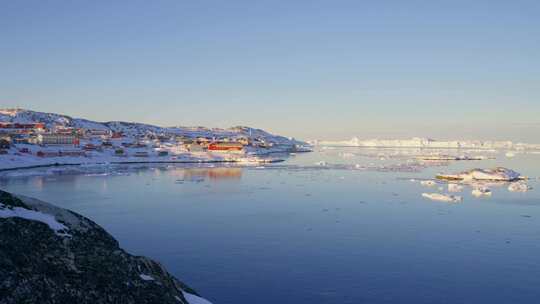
[0,203,70,236]
[139,274,155,281]
[182,291,213,304]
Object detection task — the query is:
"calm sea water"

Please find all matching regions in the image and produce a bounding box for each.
[2,148,540,304]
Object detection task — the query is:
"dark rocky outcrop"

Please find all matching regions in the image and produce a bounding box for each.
[0,190,210,304]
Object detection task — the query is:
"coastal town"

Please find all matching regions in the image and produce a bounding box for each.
[0,109,310,170]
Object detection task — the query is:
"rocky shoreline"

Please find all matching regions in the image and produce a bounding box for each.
[0,190,211,304]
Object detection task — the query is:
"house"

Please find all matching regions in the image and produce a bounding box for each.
[85,129,111,137]
[0,122,45,130]
[37,134,79,146]
[158,151,169,157]
[187,144,205,152]
[208,142,244,153]
[111,132,124,139]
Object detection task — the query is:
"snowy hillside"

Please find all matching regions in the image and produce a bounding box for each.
[0,108,303,145]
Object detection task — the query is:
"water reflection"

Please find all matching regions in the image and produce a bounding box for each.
[171,167,242,182]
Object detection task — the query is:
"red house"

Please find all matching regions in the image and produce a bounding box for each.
[208,142,244,152]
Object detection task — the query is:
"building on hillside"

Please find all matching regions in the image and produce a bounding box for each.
[187,143,205,152]
[37,134,79,146]
[111,132,124,139]
[0,122,45,130]
[208,142,244,153]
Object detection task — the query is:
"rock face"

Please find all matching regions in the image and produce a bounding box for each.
[0,190,211,304]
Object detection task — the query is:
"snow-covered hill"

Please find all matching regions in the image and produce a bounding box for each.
[0,108,303,146]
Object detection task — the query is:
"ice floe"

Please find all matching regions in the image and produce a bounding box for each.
[420,180,436,187]
[436,167,522,181]
[448,184,464,192]
[422,193,462,203]
[508,182,533,192]
[471,187,492,197]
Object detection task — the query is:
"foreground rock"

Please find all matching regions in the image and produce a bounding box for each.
[0,190,211,304]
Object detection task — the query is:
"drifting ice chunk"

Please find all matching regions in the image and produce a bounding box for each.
[420,180,436,187]
[472,187,492,197]
[422,193,462,203]
[448,184,464,192]
[436,167,521,181]
[508,182,532,192]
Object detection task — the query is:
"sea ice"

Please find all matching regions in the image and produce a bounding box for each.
[472,187,492,197]
[448,184,464,192]
[420,180,436,187]
[422,193,462,203]
[508,182,532,192]
[437,167,521,181]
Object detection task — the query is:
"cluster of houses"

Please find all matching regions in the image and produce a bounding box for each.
[0,122,284,159]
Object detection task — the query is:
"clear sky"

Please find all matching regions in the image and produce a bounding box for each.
[1,0,539,141]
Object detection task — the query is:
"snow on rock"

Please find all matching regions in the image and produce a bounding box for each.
[437,167,522,181]
[508,182,533,192]
[1,189,212,304]
[139,274,155,281]
[0,202,70,237]
[448,184,464,192]
[182,291,213,304]
[422,193,462,203]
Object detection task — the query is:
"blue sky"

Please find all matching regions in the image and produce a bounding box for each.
[1,1,539,141]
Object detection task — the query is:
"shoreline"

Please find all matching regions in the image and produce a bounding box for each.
[0,158,286,172]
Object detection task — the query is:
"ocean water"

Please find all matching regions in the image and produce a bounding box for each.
[2,148,540,304]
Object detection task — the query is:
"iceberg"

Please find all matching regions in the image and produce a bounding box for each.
[448,184,464,192]
[472,187,492,197]
[508,182,532,192]
[436,167,522,181]
[422,193,462,203]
